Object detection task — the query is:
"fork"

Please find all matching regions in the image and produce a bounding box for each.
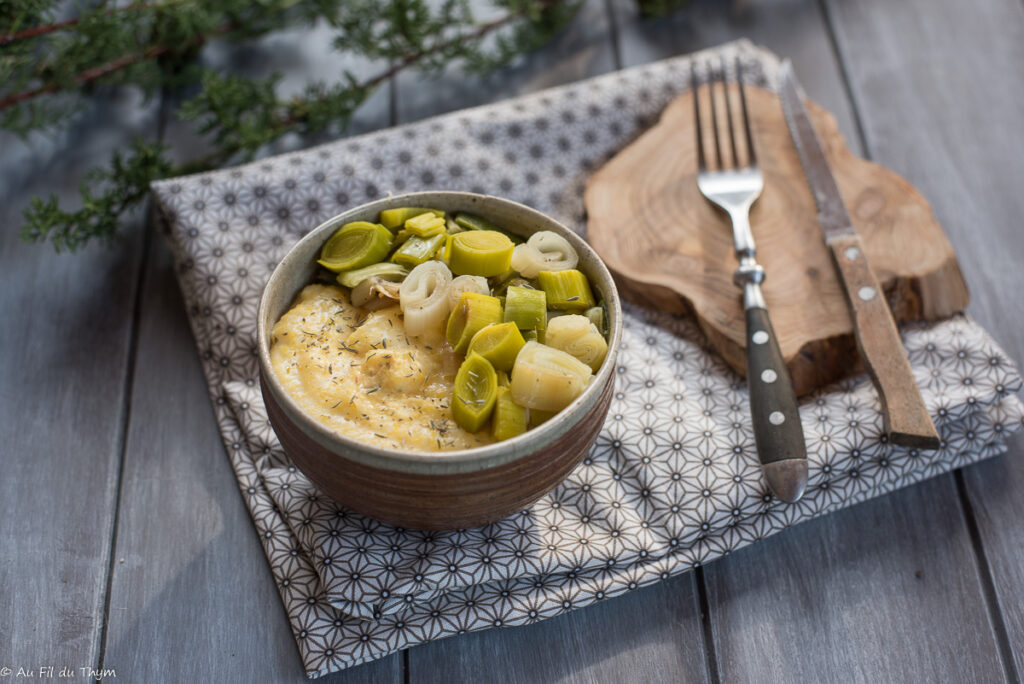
[691,58,808,503]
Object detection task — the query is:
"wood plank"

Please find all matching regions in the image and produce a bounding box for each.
[611,0,1009,680]
[398,1,709,680]
[395,0,617,123]
[610,0,860,142]
[408,575,710,684]
[0,90,155,671]
[706,478,1005,683]
[101,239,401,683]
[822,0,1024,676]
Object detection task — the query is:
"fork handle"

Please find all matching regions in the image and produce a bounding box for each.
[743,289,808,503]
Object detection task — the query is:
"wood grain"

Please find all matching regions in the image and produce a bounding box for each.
[822,0,1024,676]
[611,1,1011,682]
[828,233,939,447]
[705,478,1008,684]
[585,84,969,396]
[408,573,710,683]
[0,91,154,671]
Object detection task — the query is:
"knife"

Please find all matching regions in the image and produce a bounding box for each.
[778,61,940,449]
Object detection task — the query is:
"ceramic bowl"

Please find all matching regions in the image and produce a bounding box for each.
[257,191,621,529]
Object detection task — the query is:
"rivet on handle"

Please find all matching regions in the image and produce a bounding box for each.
[857,286,877,301]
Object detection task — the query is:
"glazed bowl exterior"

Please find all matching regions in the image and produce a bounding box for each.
[257,191,621,529]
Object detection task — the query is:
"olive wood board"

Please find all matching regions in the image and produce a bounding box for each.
[585,85,969,396]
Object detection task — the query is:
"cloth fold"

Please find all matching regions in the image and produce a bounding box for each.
[152,39,1024,678]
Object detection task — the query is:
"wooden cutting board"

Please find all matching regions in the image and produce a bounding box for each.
[585,86,969,396]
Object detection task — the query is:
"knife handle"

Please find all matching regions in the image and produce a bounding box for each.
[744,299,808,503]
[828,234,940,449]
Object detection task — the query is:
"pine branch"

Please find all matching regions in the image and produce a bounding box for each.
[0,2,168,45]
[20,139,173,252]
[0,42,183,111]
[6,0,649,252]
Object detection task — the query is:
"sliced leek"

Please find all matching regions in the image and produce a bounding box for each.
[544,314,608,372]
[509,230,578,278]
[504,285,547,332]
[405,212,447,237]
[584,305,604,332]
[449,230,514,277]
[467,321,525,372]
[446,292,503,354]
[447,275,490,308]
[454,212,501,232]
[454,213,523,244]
[492,387,528,441]
[379,207,444,230]
[510,341,592,412]
[318,222,393,272]
[390,233,446,268]
[393,229,412,247]
[351,276,401,308]
[399,261,453,336]
[452,353,498,433]
[537,269,595,311]
[337,263,409,288]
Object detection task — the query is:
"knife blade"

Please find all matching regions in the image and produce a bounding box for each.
[778,61,940,449]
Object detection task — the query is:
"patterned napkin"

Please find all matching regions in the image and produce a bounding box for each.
[151,40,1024,678]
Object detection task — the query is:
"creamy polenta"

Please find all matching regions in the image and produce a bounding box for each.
[270,284,494,451]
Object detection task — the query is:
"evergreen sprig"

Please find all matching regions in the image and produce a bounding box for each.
[3,0,688,252]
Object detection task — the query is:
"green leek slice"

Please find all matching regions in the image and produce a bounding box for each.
[452,353,498,433]
[504,285,547,331]
[379,207,444,230]
[317,222,393,273]
[446,292,503,354]
[467,321,525,372]
[454,213,523,244]
[537,270,595,311]
[454,212,501,232]
[449,230,514,277]
[405,212,447,237]
[492,386,528,441]
[390,233,446,268]
[336,263,409,288]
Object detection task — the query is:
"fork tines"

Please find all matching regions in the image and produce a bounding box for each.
[690,58,758,172]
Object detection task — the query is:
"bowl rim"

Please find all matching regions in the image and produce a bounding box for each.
[257,191,622,475]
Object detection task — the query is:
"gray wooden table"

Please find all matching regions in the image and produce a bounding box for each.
[3,0,1023,681]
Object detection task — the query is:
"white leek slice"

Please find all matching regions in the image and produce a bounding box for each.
[544,314,608,372]
[448,275,490,307]
[510,341,592,412]
[510,231,579,278]
[400,261,453,336]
